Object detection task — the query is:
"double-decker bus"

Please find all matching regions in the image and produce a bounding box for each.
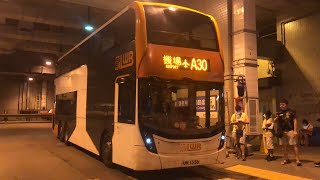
[53,1,225,171]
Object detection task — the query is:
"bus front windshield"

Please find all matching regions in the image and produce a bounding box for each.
[139,77,224,138]
[144,5,219,51]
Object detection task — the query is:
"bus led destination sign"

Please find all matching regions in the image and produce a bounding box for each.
[163,55,210,72]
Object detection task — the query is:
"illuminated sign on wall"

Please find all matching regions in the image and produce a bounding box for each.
[163,55,210,72]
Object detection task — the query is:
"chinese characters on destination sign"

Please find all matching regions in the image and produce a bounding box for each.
[163,55,210,72]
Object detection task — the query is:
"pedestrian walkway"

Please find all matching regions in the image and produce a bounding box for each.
[207,146,320,180]
[226,165,311,180]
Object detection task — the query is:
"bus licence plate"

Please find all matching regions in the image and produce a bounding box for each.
[182,160,200,166]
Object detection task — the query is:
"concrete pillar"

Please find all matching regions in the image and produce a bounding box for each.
[232,0,259,135]
[27,81,31,110]
[271,86,279,115]
[224,0,235,142]
[41,80,47,110]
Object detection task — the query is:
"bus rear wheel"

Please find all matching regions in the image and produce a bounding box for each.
[58,124,64,142]
[101,135,114,168]
[64,126,70,146]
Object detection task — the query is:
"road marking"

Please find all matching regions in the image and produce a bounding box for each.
[225,165,311,180]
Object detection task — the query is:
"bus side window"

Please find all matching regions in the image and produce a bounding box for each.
[117,77,135,124]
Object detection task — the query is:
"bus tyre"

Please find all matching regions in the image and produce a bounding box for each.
[101,136,114,168]
[64,126,70,146]
[58,124,64,142]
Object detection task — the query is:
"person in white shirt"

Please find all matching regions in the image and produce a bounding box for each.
[231,105,249,161]
[262,111,275,161]
[299,119,313,146]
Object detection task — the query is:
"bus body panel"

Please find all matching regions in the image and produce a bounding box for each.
[112,122,145,169]
[55,65,100,155]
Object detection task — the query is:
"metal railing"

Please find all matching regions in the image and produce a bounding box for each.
[0,113,53,122]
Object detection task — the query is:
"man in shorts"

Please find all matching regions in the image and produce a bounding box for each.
[275,98,302,166]
[231,105,249,161]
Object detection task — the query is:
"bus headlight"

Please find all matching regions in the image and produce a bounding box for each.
[221,135,225,140]
[142,131,158,154]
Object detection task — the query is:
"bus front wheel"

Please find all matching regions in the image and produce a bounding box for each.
[101,134,114,168]
[58,124,64,142]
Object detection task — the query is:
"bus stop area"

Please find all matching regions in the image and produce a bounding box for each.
[0,122,318,180]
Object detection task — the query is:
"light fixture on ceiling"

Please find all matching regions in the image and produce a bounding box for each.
[28,77,34,81]
[84,25,94,31]
[45,61,52,66]
[85,6,94,32]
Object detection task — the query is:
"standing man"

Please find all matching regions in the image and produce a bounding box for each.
[275,98,302,166]
[231,105,249,161]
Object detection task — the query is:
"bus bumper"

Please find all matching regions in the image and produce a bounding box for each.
[133,146,225,171]
[159,148,225,169]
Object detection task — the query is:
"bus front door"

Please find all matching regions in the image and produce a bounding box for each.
[113,76,137,168]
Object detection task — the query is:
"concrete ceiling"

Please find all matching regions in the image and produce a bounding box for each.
[256,0,320,38]
[0,0,122,56]
[0,0,318,57]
